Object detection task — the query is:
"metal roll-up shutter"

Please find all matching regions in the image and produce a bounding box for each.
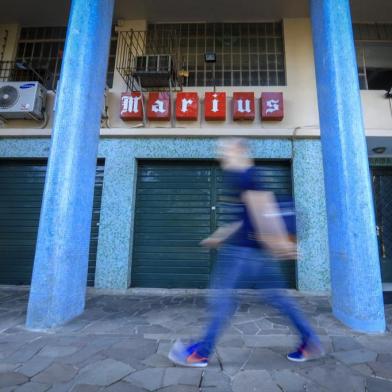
[0,160,104,286]
[132,160,295,289]
[132,161,213,288]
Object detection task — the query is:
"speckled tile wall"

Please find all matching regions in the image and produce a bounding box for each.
[292,140,330,292]
[0,137,330,292]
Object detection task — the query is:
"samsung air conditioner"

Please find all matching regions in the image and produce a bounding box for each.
[0,81,47,120]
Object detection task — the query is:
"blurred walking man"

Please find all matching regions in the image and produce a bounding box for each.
[168,138,324,368]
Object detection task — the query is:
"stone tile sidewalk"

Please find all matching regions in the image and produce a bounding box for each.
[0,287,392,392]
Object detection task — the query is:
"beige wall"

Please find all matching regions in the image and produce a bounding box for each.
[0,24,19,62]
[0,18,391,136]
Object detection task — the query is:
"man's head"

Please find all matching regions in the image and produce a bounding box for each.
[217,137,251,169]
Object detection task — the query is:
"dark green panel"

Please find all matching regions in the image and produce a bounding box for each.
[0,160,104,287]
[372,167,392,283]
[132,160,295,289]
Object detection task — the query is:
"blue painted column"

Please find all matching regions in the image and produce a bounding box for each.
[309,0,385,332]
[26,0,115,329]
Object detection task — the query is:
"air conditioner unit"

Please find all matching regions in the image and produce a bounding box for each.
[133,55,175,88]
[0,81,47,120]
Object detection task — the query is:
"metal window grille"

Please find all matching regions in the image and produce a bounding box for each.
[147,22,286,87]
[354,23,392,90]
[4,26,118,90]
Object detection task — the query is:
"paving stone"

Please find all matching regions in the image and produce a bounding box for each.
[376,353,392,362]
[162,368,203,388]
[14,382,51,392]
[0,363,19,372]
[55,345,105,365]
[39,345,80,358]
[71,385,102,392]
[244,348,296,370]
[232,370,280,392]
[0,372,29,388]
[270,369,322,392]
[0,386,15,392]
[200,369,231,391]
[216,346,252,376]
[32,363,78,384]
[17,355,54,377]
[332,349,378,365]
[351,363,375,377]
[157,342,173,356]
[332,336,363,351]
[367,360,392,380]
[216,335,244,348]
[356,336,392,354]
[366,376,392,392]
[157,386,199,392]
[243,334,297,348]
[233,322,259,335]
[76,358,135,386]
[5,346,42,363]
[299,363,366,391]
[142,353,174,368]
[103,381,148,392]
[255,318,274,330]
[124,368,165,391]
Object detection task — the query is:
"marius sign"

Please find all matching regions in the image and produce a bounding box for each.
[120,91,284,123]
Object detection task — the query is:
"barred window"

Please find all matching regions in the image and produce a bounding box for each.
[14,26,118,90]
[147,22,286,87]
[354,23,392,90]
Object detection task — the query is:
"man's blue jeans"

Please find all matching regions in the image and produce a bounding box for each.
[197,245,318,357]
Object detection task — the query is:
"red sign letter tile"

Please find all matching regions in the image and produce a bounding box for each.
[232,92,255,121]
[261,92,284,121]
[147,92,171,121]
[205,92,226,121]
[176,92,199,121]
[120,92,143,121]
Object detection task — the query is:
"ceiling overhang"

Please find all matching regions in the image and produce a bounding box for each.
[0,0,390,26]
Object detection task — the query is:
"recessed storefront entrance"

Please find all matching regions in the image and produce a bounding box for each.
[131,160,296,289]
[372,167,392,285]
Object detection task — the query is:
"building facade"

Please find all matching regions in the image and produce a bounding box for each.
[0,0,391,331]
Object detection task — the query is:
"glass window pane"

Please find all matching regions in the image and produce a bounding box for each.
[232,54,240,69]
[259,54,267,69]
[268,54,277,69]
[278,71,286,86]
[260,71,268,85]
[233,71,241,85]
[250,54,258,68]
[224,71,232,86]
[251,71,259,85]
[187,72,195,86]
[269,72,278,86]
[242,72,250,86]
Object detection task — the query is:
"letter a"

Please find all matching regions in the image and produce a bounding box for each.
[152,99,165,113]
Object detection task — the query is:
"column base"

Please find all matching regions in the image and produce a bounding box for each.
[333,308,386,334]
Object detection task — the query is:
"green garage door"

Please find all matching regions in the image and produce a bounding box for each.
[0,160,104,286]
[132,160,295,289]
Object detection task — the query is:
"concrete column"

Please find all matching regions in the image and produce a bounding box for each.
[309,0,385,332]
[26,0,115,329]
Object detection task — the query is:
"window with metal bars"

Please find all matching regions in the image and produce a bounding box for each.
[14,26,118,90]
[354,23,392,91]
[147,22,286,87]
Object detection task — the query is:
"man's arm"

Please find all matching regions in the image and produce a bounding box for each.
[200,221,242,248]
[243,190,297,259]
